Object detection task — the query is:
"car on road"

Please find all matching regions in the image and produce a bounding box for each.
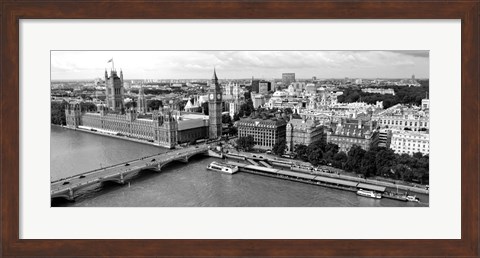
[151,158,156,162]
[79,175,86,179]
[62,181,70,185]
[125,163,130,166]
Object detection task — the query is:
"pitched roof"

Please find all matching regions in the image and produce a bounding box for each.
[330,122,373,138]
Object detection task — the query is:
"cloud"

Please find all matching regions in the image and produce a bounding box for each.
[388,50,429,58]
[51,50,429,80]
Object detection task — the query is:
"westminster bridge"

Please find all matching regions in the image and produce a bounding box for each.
[51,145,218,201]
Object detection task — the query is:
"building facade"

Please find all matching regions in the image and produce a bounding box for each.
[374,104,429,132]
[286,118,324,152]
[229,102,239,119]
[258,81,271,94]
[390,130,429,155]
[282,73,296,87]
[252,94,266,109]
[236,119,287,150]
[361,88,395,95]
[377,129,392,148]
[137,86,147,114]
[208,69,222,139]
[66,105,210,148]
[326,119,378,153]
[67,104,179,148]
[105,69,124,112]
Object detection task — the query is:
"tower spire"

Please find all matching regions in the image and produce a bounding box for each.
[212,67,218,81]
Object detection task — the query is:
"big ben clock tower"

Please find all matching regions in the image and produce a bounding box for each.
[208,68,222,139]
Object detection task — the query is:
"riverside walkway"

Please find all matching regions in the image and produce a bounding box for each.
[225,150,429,195]
[51,145,211,200]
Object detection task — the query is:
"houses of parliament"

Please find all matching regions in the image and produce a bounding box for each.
[65,69,223,148]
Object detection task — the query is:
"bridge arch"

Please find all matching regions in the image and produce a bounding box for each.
[51,193,74,201]
[184,151,208,161]
[158,159,185,171]
[99,177,125,185]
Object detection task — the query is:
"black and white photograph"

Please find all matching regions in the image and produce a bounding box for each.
[50,50,430,207]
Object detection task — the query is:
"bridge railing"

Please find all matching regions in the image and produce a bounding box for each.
[51,145,209,184]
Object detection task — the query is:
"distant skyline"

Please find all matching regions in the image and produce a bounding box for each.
[51,51,429,80]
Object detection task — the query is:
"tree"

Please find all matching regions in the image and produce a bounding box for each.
[272,139,286,156]
[177,100,187,111]
[147,100,163,110]
[222,114,232,125]
[201,102,209,115]
[51,101,67,125]
[393,164,412,181]
[412,152,423,159]
[305,140,328,165]
[375,148,397,177]
[236,135,255,151]
[284,107,293,114]
[233,113,241,121]
[308,149,323,166]
[124,101,137,110]
[292,113,302,119]
[294,144,309,161]
[239,99,254,116]
[229,126,238,136]
[359,151,377,177]
[308,140,326,153]
[332,151,348,168]
[345,145,366,172]
[80,102,97,112]
[323,142,339,161]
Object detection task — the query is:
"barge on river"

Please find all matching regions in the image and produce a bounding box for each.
[207,162,239,174]
[226,161,388,195]
[356,189,382,199]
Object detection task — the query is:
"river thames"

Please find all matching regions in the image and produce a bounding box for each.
[51,126,427,207]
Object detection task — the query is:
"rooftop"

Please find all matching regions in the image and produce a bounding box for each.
[329,121,373,138]
[236,118,287,128]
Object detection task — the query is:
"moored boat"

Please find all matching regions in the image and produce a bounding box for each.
[382,192,408,201]
[406,195,419,202]
[207,162,239,174]
[356,189,382,199]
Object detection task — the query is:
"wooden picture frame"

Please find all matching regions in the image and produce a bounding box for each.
[1,0,478,257]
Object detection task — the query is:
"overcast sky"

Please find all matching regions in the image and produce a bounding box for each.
[51,50,429,80]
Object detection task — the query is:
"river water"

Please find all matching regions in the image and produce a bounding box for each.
[51,126,427,207]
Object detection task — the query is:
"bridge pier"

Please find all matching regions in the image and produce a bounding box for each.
[119,173,125,184]
[68,188,74,200]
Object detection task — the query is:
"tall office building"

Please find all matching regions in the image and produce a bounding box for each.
[282,73,296,87]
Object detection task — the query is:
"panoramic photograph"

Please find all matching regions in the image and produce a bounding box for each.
[50,50,430,207]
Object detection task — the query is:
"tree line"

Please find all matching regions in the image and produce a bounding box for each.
[294,140,429,184]
[51,101,97,125]
[337,82,429,109]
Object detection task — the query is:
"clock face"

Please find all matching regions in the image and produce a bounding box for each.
[209,94,214,100]
[217,94,221,99]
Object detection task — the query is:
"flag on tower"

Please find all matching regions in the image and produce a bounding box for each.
[107,58,113,63]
